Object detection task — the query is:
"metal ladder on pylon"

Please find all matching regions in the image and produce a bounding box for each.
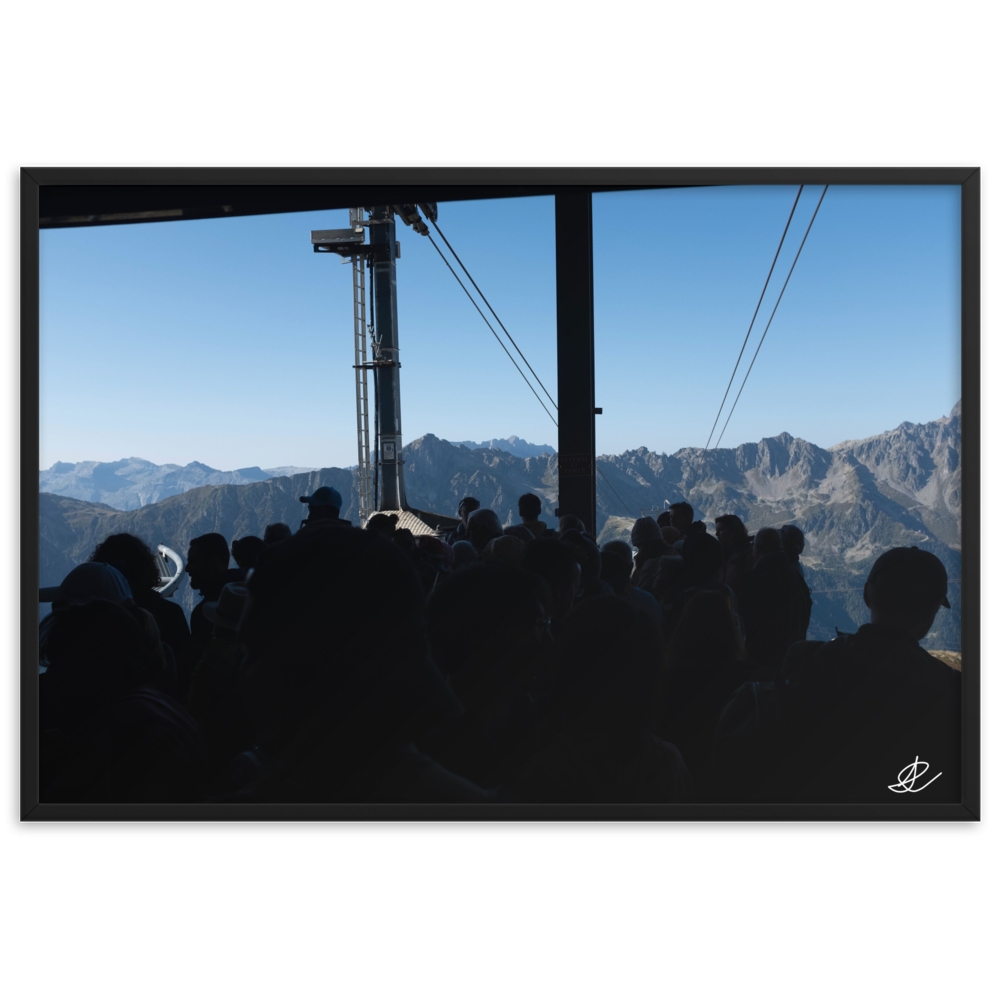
[350,207,373,525]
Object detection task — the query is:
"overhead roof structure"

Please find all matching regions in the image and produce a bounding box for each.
[34,166,959,230]
[34,167,705,229]
[39,181,560,229]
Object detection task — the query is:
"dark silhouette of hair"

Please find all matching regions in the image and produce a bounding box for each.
[656,511,673,528]
[46,599,145,697]
[601,540,633,565]
[781,524,805,561]
[366,513,398,538]
[682,531,724,587]
[559,530,602,580]
[714,514,750,543]
[392,528,416,555]
[668,501,694,522]
[232,536,267,570]
[633,537,670,574]
[263,523,293,546]
[558,514,586,536]
[754,527,782,556]
[458,497,481,514]
[599,549,632,597]
[89,534,160,593]
[667,589,746,670]
[467,508,503,551]
[518,493,542,518]
[190,533,230,567]
[482,534,526,567]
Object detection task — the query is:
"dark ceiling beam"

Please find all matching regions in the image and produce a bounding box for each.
[38,185,566,228]
[32,167,700,228]
[32,167,973,230]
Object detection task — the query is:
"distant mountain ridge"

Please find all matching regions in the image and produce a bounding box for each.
[448,435,555,458]
[39,458,320,510]
[38,405,962,650]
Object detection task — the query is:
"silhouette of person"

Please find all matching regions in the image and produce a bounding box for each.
[299,486,351,529]
[705,547,959,804]
[232,536,267,570]
[518,493,548,540]
[449,497,480,544]
[263,523,292,546]
[737,527,804,675]
[187,533,232,664]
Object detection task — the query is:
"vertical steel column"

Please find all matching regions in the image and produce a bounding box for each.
[555,191,597,534]
[350,248,373,521]
[370,205,407,511]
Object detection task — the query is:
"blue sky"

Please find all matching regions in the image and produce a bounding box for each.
[39,185,961,471]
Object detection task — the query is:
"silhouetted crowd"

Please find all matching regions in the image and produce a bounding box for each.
[37,485,961,805]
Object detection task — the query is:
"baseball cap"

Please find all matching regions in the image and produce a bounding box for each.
[866,547,950,609]
[299,486,343,508]
[39,562,133,605]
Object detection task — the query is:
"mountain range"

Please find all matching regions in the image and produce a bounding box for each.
[448,436,555,458]
[38,458,320,511]
[37,405,962,650]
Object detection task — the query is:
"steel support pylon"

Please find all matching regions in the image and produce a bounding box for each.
[350,207,373,525]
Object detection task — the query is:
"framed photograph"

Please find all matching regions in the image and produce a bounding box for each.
[20,166,981,821]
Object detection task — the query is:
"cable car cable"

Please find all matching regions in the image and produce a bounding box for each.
[427,233,558,428]
[712,185,829,451]
[428,217,558,411]
[424,215,630,517]
[703,185,804,453]
[597,463,634,518]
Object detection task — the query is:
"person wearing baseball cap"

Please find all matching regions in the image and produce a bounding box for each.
[702,546,960,804]
[299,485,343,512]
[298,485,352,531]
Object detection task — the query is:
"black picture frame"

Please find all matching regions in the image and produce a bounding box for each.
[21,166,981,821]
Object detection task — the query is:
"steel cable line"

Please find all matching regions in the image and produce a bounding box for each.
[429,217,558,412]
[712,185,829,451]
[703,186,804,453]
[426,233,559,428]
[423,217,633,520]
[596,463,634,518]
